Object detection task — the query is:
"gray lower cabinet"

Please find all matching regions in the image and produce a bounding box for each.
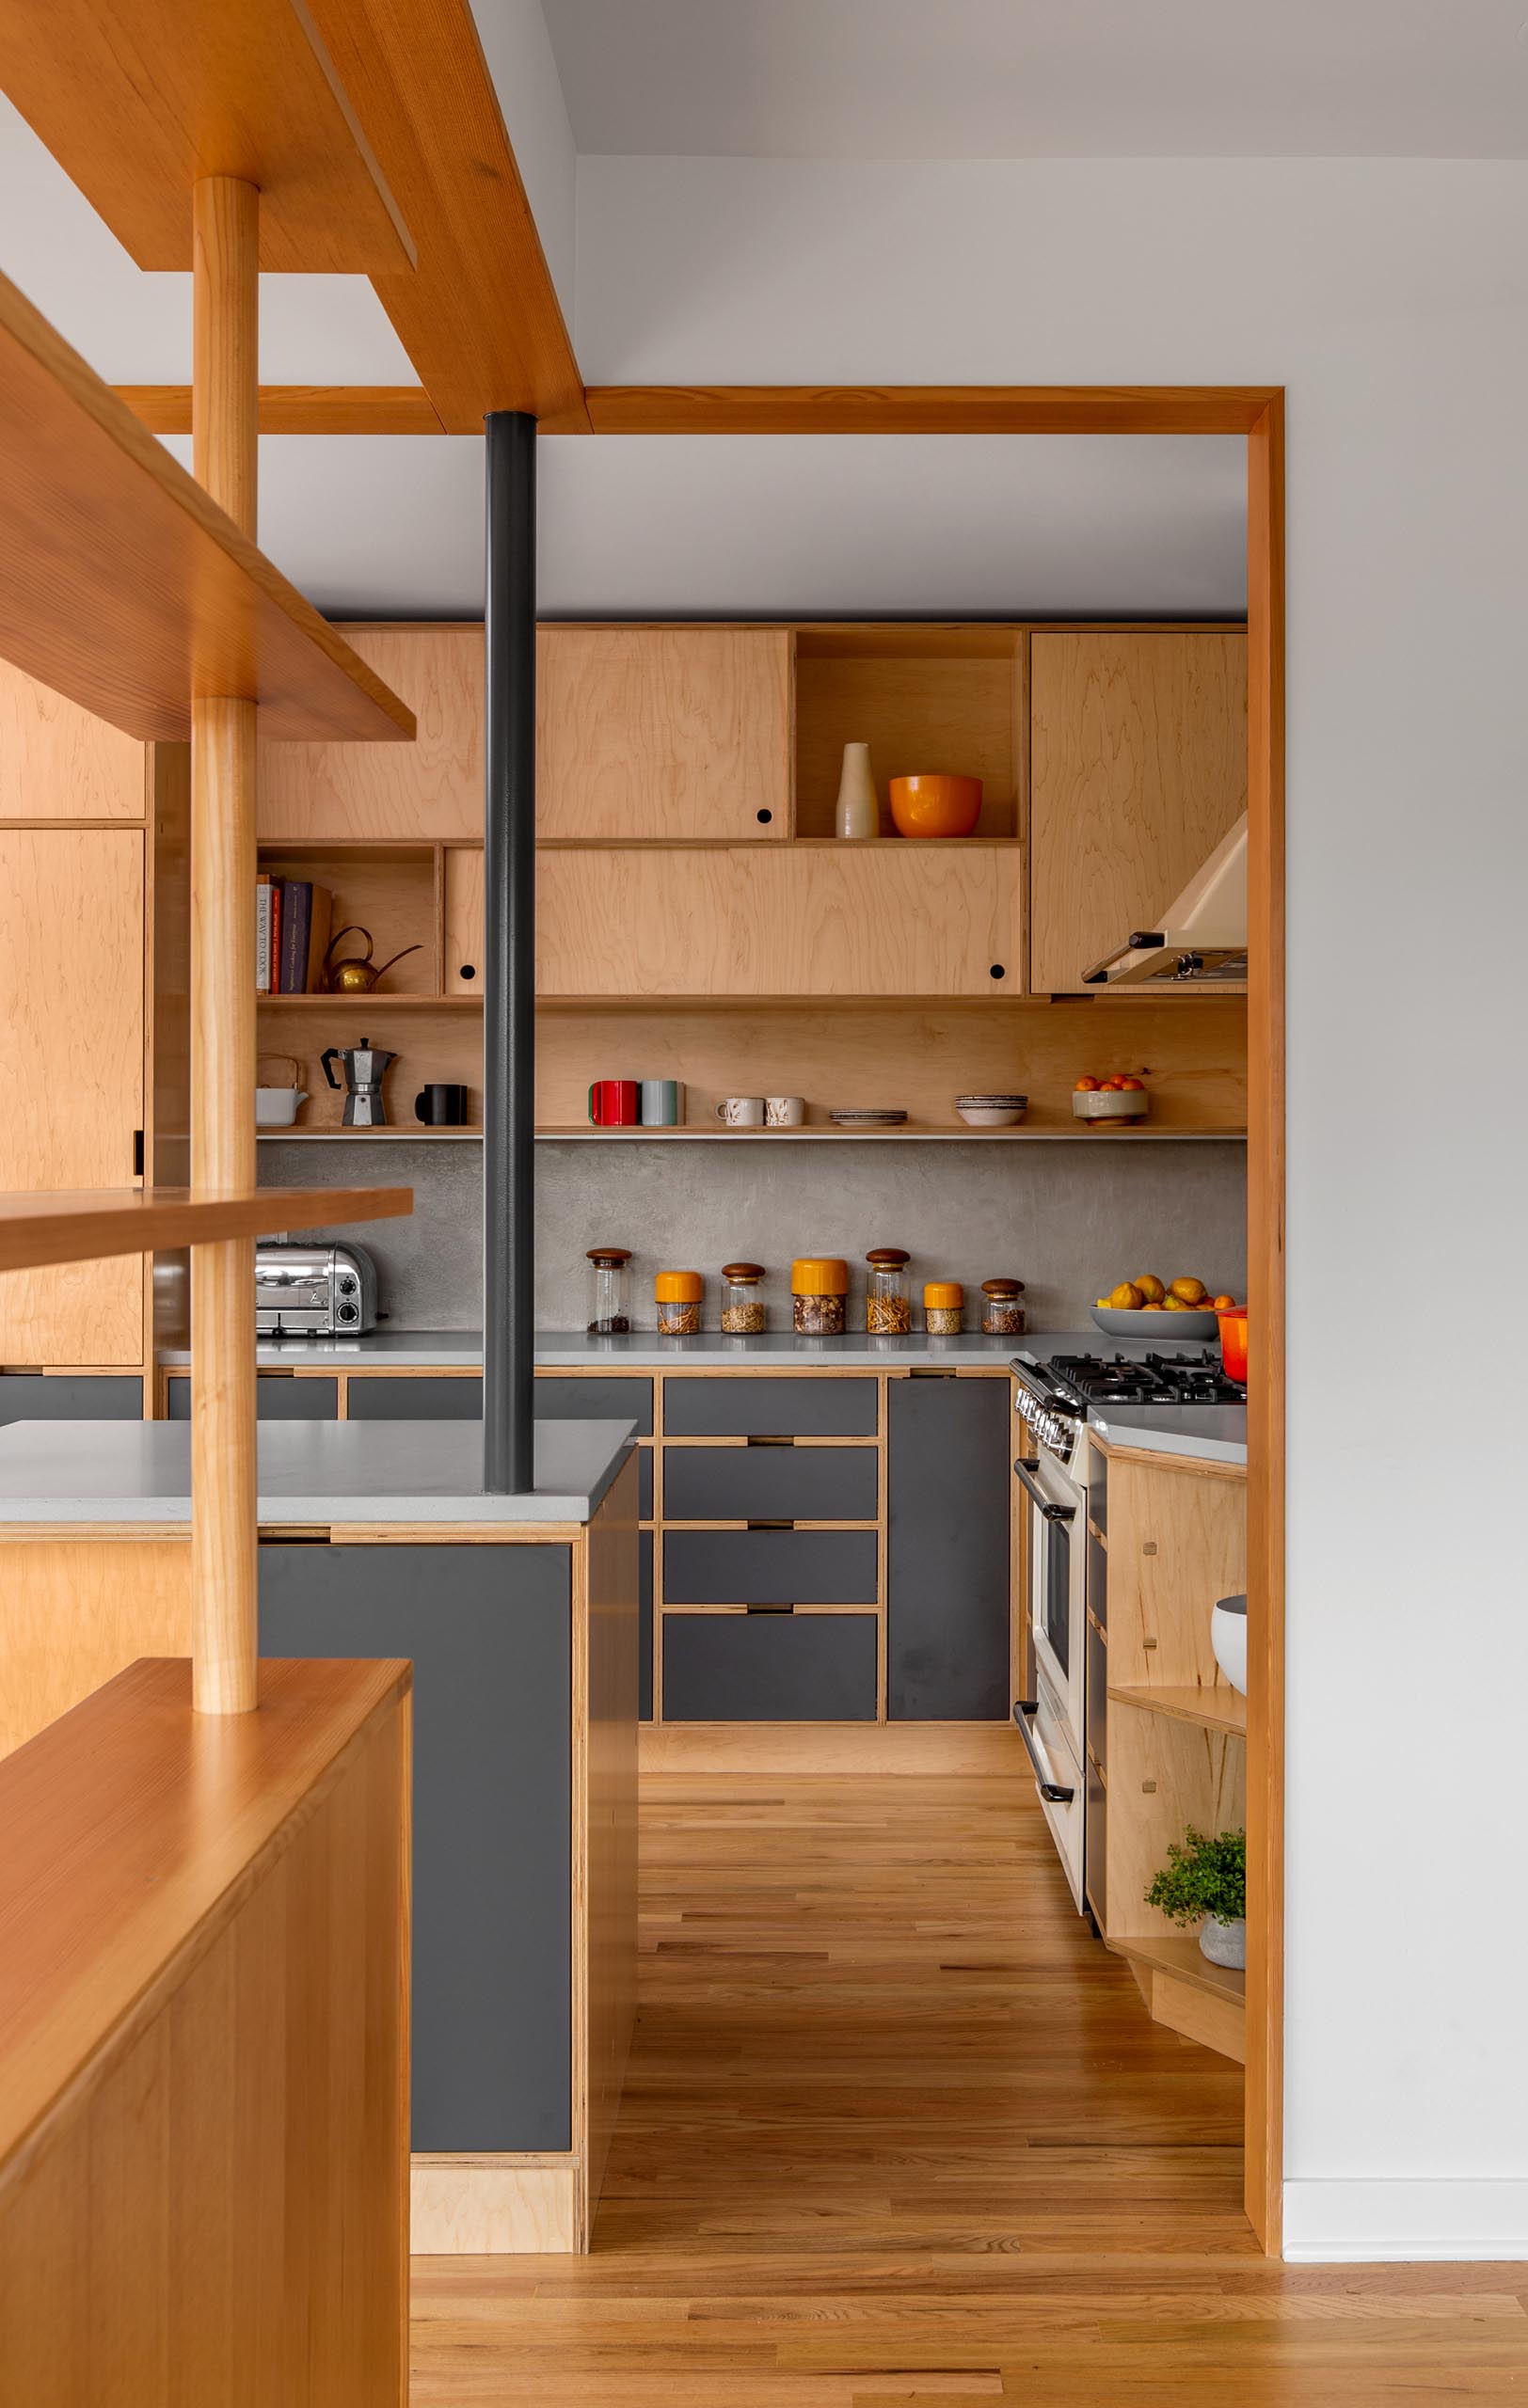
[349,1371,654,1511]
[0,1373,143,1424]
[168,1374,338,1420]
[259,1541,573,2154]
[886,1375,1011,1719]
[663,1527,877,1607]
[638,1530,653,1722]
[662,1375,876,1437]
[662,1442,876,1523]
[662,1609,877,1721]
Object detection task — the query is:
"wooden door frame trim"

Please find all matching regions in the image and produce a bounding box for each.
[116,370,1285,2251]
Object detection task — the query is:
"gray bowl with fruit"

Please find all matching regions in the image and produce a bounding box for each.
[1090,1276,1227,1342]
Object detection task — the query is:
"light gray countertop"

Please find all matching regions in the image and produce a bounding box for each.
[0,1418,636,1525]
[162,1326,1070,1370]
[1087,1403,1248,1468]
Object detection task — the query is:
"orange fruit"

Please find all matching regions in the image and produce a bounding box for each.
[1109,1280,1144,1311]
[1135,1274,1166,1304]
[1212,1292,1237,1311]
[1120,1076,1145,1091]
[1074,1075,1099,1092]
[1170,1276,1207,1305]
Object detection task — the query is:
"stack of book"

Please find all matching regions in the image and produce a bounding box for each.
[256,876,333,994]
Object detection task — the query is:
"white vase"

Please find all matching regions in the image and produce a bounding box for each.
[835,741,878,839]
[1210,1592,1248,1695]
[1200,1915,1247,1970]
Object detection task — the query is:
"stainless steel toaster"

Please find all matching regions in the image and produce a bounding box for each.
[254,1242,377,1338]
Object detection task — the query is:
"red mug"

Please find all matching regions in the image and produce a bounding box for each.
[588,1080,640,1127]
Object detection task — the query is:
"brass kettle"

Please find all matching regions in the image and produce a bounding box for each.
[323,924,422,995]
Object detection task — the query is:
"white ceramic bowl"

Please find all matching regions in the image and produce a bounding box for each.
[255,1085,308,1128]
[1090,1304,1220,1340]
[1211,1593,1248,1695]
[955,1101,1027,1127]
[1073,1086,1149,1124]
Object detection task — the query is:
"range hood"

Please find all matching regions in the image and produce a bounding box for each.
[1082,812,1248,987]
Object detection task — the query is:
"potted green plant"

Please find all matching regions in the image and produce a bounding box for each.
[1145,1826,1247,1969]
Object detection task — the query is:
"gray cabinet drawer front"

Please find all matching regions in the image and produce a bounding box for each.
[349,1374,482,1419]
[662,1610,877,1722]
[0,1374,142,1424]
[663,1527,877,1605]
[168,1375,338,1421]
[662,1375,876,1437]
[887,1375,1011,1720]
[663,1444,876,1523]
[259,1541,574,2154]
[535,1374,653,1435]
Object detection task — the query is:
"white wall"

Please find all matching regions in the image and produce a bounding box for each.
[469,0,578,318]
[568,153,1528,2260]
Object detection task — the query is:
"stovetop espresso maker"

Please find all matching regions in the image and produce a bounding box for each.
[321,1039,396,1127]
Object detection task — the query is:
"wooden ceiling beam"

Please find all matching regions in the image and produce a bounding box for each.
[301,0,589,431]
[0,0,415,274]
[119,385,446,436]
[583,386,1281,436]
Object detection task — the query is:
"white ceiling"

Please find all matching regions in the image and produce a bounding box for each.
[158,432,1247,621]
[540,0,1528,160]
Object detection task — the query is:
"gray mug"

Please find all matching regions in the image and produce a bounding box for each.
[640,1078,684,1127]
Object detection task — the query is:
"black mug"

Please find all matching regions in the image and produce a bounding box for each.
[416,1083,469,1126]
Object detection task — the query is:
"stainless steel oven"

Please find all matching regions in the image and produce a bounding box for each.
[1011,1363,1090,1909]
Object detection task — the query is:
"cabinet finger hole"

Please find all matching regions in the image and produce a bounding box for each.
[459,962,476,980]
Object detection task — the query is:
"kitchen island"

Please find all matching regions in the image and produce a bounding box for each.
[0,1414,641,2255]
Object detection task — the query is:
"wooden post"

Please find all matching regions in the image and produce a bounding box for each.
[189,177,259,1714]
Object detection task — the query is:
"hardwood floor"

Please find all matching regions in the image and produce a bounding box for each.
[411,1775,1527,2405]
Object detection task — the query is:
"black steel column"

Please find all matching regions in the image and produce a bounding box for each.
[482,411,536,1492]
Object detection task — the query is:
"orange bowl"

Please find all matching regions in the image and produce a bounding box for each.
[888,774,982,839]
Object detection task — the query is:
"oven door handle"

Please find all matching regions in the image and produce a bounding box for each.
[1012,1702,1076,1803]
[1013,1457,1077,1522]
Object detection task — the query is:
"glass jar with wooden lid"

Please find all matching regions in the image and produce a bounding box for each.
[923,1280,964,1336]
[720,1262,767,1336]
[655,1270,703,1337]
[980,1277,1027,1337]
[791,1257,848,1337]
[586,1245,631,1335]
[865,1247,912,1335]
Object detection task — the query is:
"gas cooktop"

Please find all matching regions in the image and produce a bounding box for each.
[1047,1351,1245,1408]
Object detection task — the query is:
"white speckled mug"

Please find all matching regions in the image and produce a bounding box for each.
[765,1095,805,1128]
[715,1096,765,1127]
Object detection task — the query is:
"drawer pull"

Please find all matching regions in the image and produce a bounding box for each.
[746,1519,792,1530]
[746,1434,794,1447]
[745,1603,794,1615]
[1012,1701,1075,1803]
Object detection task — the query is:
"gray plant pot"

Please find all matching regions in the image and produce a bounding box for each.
[1200,1914,1247,1970]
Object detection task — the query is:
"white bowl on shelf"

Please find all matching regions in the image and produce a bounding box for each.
[955,1094,1027,1127]
[1211,1593,1248,1695]
[255,1086,307,1128]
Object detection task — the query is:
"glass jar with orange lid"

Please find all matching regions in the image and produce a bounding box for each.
[865,1247,912,1334]
[655,1270,703,1337]
[923,1280,964,1336]
[791,1257,848,1336]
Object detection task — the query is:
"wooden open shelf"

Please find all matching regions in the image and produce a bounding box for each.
[0,269,417,744]
[0,1185,412,1275]
[535,1124,1245,1143]
[1112,1932,1246,2007]
[1108,1684,1247,1736]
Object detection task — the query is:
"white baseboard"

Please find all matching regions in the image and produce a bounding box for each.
[1282,2179,1528,2261]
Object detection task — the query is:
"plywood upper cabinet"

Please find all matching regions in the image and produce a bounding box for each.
[259,626,484,841]
[535,844,1022,999]
[1029,633,1247,993]
[0,829,145,1363]
[0,657,146,819]
[258,626,792,843]
[537,629,792,839]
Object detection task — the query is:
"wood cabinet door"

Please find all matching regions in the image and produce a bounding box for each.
[1029,632,1247,992]
[258,626,484,841]
[0,657,145,819]
[536,844,1023,998]
[537,629,791,839]
[0,830,144,1363]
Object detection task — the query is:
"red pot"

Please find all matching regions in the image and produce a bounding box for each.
[1217,1307,1249,1386]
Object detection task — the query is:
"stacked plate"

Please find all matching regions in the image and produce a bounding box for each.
[955,1092,1027,1127]
[829,1107,908,1129]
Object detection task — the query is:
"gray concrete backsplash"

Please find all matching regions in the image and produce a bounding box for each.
[258,1138,1247,1332]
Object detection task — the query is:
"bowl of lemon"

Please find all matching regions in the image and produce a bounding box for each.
[1090,1275,1231,1342]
